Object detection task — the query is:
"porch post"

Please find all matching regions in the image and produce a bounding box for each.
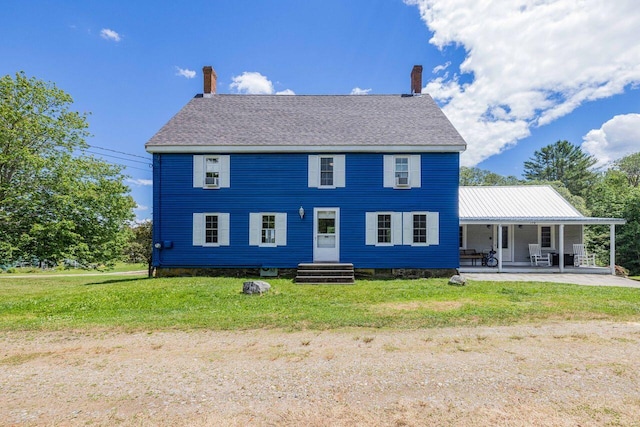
[559,224,565,273]
[497,224,503,272]
[610,224,616,275]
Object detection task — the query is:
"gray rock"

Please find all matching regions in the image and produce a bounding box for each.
[448,275,466,286]
[243,280,271,294]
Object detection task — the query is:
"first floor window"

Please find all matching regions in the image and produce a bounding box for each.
[377,214,392,243]
[193,212,230,246]
[250,212,287,247]
[205,215,218,244]
[262,215,276,244]
[413,214,427,243]
[540,226,552,248]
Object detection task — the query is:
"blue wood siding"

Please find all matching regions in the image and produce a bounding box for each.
[152,152,460,269]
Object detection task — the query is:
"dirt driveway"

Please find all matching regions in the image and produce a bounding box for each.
[2,321,640,426]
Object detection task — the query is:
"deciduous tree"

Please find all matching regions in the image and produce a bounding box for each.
[0,72,135,266]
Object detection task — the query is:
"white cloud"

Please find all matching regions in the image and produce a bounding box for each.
[134,204,149,212]
[175,67,196,79]
[404,0,640,166]
[582,114,640,168]
[229,71,294,95]
[126,178,153,187]
[350,87,372,95]
[100,28,121,42]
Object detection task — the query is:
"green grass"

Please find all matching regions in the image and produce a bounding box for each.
[0,275,638,331]
[1,262,146,275]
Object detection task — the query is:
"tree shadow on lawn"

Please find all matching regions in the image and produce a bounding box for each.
[84,277,150,286]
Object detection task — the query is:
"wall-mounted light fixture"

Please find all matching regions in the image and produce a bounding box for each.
[299,206,305,219]
[486,224,491,229]
[518,224,523,229]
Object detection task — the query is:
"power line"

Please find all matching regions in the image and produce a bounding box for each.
[85,150,152,165]
[88,144,151,160]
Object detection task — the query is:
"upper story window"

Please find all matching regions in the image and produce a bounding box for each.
[383,155,421,189]
[320,157,334,186]
[395,157,409,187]
[205,157,220,187]
[308,155,345,188]
[193,155,230,189]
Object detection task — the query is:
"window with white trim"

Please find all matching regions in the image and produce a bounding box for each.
[539,225,555,249]
[193,155,230,189]
[249,213,287,247]
[205,157,220,187]
[413,214,427,243]
[402,211,439,246]
[366,211,438,246]
[365,212,402,246]
[192,213,230,246]
[308,155,345,188]
[383,155,421,189]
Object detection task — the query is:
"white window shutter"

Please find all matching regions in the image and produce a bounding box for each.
[193,213,204,246]
[392,212,403,245]
[410,155,421,188]
[427,212,439,245]
[218,213,230,246]
[275,213,287,246]
[383,155,394,188]
[193,156,204,188]
[219,155,231,188]
[249,213,261,246]
[308,155,319,187]
[334,155,346,188]
[402,212,413,245]
[365,212,377,245]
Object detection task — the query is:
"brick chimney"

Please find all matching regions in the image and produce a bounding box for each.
[203,66,217,97]
[411,65,423,94]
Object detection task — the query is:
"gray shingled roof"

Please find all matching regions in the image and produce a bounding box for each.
[145,94,467,153]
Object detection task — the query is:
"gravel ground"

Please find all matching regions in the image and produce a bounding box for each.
[2,321,640,426]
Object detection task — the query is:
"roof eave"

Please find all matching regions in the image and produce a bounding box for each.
[145,144,467,154]
[460,217,626,225]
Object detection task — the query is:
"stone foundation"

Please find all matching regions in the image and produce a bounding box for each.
[155,267,455,280]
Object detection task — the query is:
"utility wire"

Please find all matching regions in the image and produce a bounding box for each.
[85,150,152,165]
[88,144,151,160]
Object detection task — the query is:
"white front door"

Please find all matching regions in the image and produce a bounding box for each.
[495,225,513,262]
[314,208,340,262]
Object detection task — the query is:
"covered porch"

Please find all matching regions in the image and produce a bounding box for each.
[459,186,626,275]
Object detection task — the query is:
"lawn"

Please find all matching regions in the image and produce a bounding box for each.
[0,274,638,331]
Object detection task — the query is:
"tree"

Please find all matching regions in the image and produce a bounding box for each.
[0,72,135,267]
[460,167,521,186]
[615,152,640,187]
[523,140,597,196]
[126,220,153,276]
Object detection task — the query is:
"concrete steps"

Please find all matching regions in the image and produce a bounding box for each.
[295,263,355,284]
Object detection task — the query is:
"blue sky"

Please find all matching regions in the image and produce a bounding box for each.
[2,0,640,221]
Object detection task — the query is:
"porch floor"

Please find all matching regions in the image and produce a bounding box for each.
[458,265,612,275]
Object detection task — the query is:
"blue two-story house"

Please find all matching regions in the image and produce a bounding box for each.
[145,65,467,278]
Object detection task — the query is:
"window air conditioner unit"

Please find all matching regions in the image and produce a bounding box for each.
[205,177,219,187]
[396,176,409,187]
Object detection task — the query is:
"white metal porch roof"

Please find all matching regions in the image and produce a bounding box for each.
[459,186,625,225]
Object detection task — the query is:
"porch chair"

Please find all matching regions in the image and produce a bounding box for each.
[573,244,596,267]
[528,244,551,266]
